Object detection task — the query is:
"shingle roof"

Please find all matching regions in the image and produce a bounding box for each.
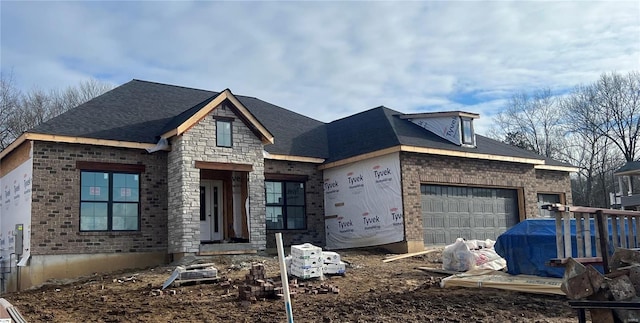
[325,106,573,166]
[29,79,572,168]
[31,80,214,144]
[31,80,328,158]
[615,161,640,175]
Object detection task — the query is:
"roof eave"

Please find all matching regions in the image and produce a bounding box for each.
[0,133,160,160]
[534,164,579,172]
[263,151,325,164]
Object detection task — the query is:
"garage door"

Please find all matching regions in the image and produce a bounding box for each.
[421,185,519,245]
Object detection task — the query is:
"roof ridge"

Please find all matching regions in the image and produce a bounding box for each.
[131,79,215,93]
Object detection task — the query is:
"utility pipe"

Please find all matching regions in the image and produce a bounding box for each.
[275,233,294,323]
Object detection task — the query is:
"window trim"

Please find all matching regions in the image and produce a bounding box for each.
[79,169,141,232]
[215,117,233,148]
[265,180,307,230]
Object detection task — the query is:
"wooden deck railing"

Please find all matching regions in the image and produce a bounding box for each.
[542,204,640,273]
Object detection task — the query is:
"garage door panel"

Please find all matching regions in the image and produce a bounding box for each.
[422,184,519,246]
[423,230,447,245]
[423,214,446,228]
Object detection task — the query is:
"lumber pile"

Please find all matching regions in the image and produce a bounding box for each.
[562,248,640,323]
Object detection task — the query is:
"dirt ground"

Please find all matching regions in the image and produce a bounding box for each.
[4,248,578,322]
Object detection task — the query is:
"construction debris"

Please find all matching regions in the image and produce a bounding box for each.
[162,263,219,289]
[562,248,640,322]
[239,264,276,301]
[382,249,440,263]
[238,262,342,304]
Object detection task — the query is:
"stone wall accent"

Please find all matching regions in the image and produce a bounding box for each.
[168,103,265,253]
[264,159,325,248]
[400,152,572,243]
[30,142,168,255]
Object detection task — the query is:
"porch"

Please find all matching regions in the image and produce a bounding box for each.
[614,161,640,210]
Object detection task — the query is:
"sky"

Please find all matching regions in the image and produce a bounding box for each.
[1,1,639,135]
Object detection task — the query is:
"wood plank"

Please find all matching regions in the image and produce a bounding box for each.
[576,213,585,258]
[195,161,253,172]
[635,217,640,248]
[611,215,619,248]
[416,267,460,275]
[569,206,640,217]
[596,210,611,274]
[620,216,628,248]
[584,213,593,257]
[555,211,564,258]
[547,257,603,267]
[563,211,572,258]
[382,249,440,263]
[595,214,602,257]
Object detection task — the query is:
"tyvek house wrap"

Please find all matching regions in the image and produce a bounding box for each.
[324,152,404,249]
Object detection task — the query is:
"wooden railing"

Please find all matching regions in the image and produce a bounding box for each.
[543,204,640,273]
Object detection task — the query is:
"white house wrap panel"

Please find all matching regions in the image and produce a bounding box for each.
[324,153,404,249]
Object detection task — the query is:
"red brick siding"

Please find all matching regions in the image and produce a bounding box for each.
[30,142,168,255]
[535,169,574,205]
[400,152,572,242]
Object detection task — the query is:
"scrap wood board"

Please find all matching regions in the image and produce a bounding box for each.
[440,269,565,296]
[383,249,440,263]
[171,277,221,287]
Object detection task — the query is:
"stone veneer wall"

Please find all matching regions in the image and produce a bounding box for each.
[30,142,168,255]
[400,152,572,243]
[264,159,325,249]
[167,103,265,254]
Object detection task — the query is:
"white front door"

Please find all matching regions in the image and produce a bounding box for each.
[200,180,223,242]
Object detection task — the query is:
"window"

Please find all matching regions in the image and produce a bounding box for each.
[80,171,140,231]
[538,193,561,217]
[216,119,232,147]
[461,118,474,145]
[265,181,306,230]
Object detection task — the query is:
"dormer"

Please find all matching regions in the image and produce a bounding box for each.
[399,111,480,147]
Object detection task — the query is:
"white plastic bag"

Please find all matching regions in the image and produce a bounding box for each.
[442,238,474,271]
[471,248,507,270]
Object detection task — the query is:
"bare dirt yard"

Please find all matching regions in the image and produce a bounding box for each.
[5,249,577,322]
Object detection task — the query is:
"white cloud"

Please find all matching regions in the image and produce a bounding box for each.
[1,1,639,127]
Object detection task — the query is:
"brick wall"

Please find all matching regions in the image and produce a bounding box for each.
[400,152,572,242]
[31,142,168,255]
[264,159,325,248]
[535,169,574,206]
[168,103,265,253]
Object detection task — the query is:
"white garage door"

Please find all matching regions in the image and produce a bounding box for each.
[421,185,519,245]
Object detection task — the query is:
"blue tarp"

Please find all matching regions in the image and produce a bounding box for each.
[494,219,606,278]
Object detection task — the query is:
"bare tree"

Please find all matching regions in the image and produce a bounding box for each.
[584,71,640,162]
[561,73,638,207]
[0,75,113,149]
[488,88,566,159]
[0,71,21,149]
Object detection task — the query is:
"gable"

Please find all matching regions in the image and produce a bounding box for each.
[161,89,273,145]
